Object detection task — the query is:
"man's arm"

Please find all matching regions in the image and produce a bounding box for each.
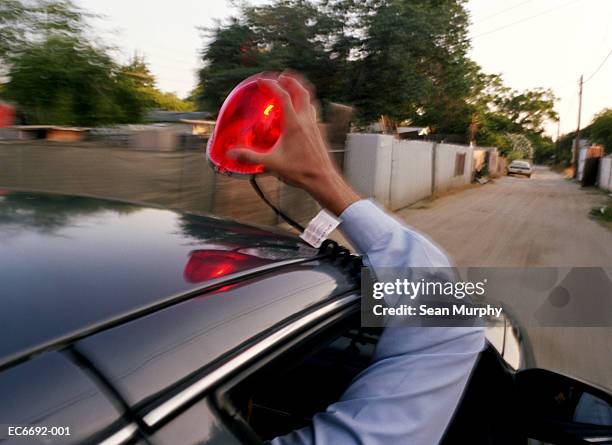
[271,199,484,445]
[230,74,485,445]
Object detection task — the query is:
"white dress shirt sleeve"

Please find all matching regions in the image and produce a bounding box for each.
[272,199,485,445]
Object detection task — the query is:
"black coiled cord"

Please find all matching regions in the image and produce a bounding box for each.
[250,176,305,232]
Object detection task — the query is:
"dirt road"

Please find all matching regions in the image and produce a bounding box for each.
[396,166,612,388]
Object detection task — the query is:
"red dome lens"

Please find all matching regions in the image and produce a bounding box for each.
[207,74,283,175]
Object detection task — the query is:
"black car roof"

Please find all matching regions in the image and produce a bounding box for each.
[0,189,321,369]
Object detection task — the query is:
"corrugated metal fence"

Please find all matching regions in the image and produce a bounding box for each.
[345,134,477,210]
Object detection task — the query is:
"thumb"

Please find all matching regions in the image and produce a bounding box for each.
[226,148,270,165]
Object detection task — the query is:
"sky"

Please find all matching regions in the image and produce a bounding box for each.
[77,0,612,138]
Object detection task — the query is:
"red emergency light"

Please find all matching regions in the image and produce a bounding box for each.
[207,73,283,176]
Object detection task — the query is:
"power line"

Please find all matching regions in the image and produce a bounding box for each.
[583,47,612,83]
[473,0,536,25]
[471,0,582,40]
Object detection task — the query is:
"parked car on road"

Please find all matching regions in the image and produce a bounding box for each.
[508,160,533,178]
[1,189,611,445]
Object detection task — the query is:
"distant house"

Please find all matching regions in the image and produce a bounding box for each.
[144,110,212,123]
[179,119,216,137]
[361,122,430,139]
[132,111,215,150]
[397,126,430,140]
[14,125,89,142]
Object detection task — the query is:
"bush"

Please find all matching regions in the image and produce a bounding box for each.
[4,36,148,126]
[590,205,612,223]
[590,109,612,154]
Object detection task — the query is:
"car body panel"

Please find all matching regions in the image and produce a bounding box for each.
[0,190,317,368]
[74,262,356,408]
[0,351,124,444]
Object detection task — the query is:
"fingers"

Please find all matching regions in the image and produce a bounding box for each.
[280,70,316,102]
[226,148,271,166]
[309,103,318,120]
[278,73,311,112]
[256,78,297,126]
[279,71,320,119]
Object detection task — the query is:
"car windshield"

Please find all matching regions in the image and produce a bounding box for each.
[511,161,530,167]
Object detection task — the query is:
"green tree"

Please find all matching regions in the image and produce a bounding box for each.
[0,0,194,126]
[198,20,262,111]
[198,0,476,133]
[121,55,157,90]
[198,1,350,114]
[589,108,612,154]
[1,0,194,124]
[351,0,476,132]
[0,0,27,61]
[121,55,195,111]
[470,73,557,160]
[197,0,558,151]
[472,74,557,136]
[4,36,147,125]
[1,0,147,124]
[0,0,92,63]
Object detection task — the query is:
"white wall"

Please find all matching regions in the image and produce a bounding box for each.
[345,133,393,207]
[599,156,612,191]
[434,143,473,193]
[345,134,479,210]
[389,140,432,210]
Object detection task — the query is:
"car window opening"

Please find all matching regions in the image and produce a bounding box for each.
[217,313,382,441]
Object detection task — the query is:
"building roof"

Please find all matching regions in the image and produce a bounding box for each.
[145,111,212,123]
[397,126,430,135]
[179,119,216,125]
[14,125,90,131]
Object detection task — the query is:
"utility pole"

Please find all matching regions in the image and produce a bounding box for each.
[572,75,583,178]
[555,118,561,163]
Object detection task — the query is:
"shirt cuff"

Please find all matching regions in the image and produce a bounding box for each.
[339,199,398,254]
